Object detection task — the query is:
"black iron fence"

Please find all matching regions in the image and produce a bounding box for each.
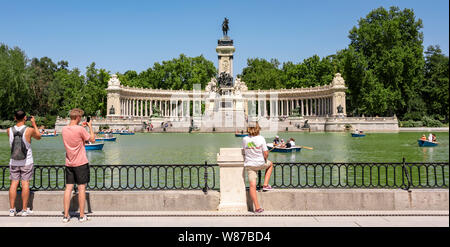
[258,161,449,190]
[0,161,448,191]
[0,163,219,191]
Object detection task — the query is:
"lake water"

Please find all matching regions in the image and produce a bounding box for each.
[0,132,448,165]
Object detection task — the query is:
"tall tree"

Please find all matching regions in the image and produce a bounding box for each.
[29,56,57,116]
[346,6,425,117]
[240,58,283,90]
[0,44,32,119]
[422,45,449,122]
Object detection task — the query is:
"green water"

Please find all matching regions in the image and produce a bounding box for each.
[0,132,448,165]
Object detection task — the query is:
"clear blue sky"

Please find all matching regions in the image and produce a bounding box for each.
[1,0,448,77]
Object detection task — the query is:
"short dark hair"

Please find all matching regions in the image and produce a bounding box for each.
[14,110,26,121]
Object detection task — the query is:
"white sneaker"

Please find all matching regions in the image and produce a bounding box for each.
[62,216,70,223]
[20,208,33,216]
[79,215,90,222]
[9,209,16,217]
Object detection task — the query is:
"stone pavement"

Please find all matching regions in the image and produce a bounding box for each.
[0,211,448,227]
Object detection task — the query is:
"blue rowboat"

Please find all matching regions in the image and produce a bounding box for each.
[119,132,135,135]
[267,143,301,153]
[97,131,105,134]
[112,132,121,134]
[41,133,58,137]
[95,137,116,142]
[351,133,366,137]
[418,140,438,147]
[235,133,248,137]
[85,143,104,150]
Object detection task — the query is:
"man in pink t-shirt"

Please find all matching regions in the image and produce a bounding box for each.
[61,108,95,223]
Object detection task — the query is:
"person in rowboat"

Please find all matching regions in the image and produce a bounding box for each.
[286,138,295,148]
[273,136,280,146]
[420,134,427,141]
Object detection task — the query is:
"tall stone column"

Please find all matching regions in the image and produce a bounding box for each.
[146,100,149,117]
[301,99,304,116]
[150,100,153,116]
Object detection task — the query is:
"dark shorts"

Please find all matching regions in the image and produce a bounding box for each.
[65,163,90,185]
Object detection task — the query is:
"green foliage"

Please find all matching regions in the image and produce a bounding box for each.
[421,116,443,127]
[0,44,32,120]
[346,6,425,118]
[240,58,283,90]
[0,120,15,129]
[399,120,423,127]
[118,54,216,90]
[422,45,449,122]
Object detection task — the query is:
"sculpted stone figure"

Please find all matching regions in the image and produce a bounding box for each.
[205,77,217,92]
[233,77,247,95]
[331,73,345,88]
[217,72,233,87]
[222,17,229,36]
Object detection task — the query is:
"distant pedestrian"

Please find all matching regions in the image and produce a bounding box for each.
[7,110,41,216]
[242,122,274,213]
[61,108,95,223]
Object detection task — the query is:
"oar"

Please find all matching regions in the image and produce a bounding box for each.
[300,145,314,150]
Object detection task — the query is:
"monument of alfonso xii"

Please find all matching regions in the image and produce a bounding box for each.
[56,18,399,133]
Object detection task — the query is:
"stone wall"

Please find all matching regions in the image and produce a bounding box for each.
[1,189,447,212]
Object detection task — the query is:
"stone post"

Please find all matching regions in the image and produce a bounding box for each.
[217,148,247,212]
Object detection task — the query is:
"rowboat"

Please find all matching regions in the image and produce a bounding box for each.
[97,131,105,134]
[95,137,116,142]
[267,143,301,153]
[41,133,58,137]
[235,133,248,137]
[119,132,135,135]
[85,143,104,150]
[418,140,438,147]
[351,133,366,137]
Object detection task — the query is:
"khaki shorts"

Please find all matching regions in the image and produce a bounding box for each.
[246,160,272,182]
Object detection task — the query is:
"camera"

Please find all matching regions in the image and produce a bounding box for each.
[26,115,33,121]
[87,116,91,122]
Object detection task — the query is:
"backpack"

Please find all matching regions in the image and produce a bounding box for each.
[11,127,28,160]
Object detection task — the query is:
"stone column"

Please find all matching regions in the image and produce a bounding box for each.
[301,99,304,116]
[144,100,147,117]
[217,148,247,212]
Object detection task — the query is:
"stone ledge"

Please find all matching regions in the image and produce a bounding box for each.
[1,189,447,212]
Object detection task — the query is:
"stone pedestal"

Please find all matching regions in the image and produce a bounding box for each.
[217,148,247,212]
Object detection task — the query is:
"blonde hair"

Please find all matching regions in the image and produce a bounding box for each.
[247,122,261,136]
[69,108,84,120]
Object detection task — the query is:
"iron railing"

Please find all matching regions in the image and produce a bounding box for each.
[0,163,219,191]
[0,162,448,191]
[257,162,449,190]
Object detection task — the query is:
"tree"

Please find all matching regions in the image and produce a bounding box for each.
[29,56,57,116]
[0,44,32,119]
[347,6,425,117]
[422,45,449,122]
[240,58,283,90]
